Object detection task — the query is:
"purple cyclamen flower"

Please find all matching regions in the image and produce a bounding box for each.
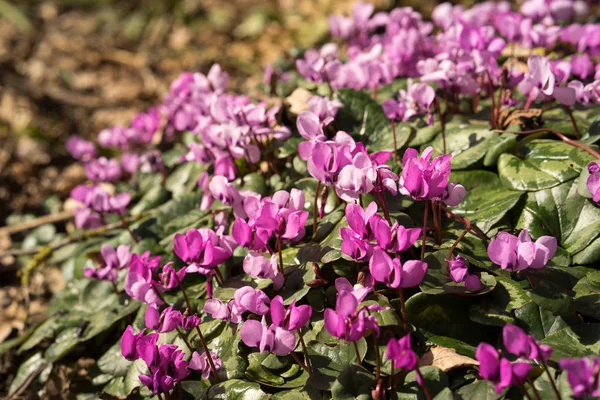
[370,214,421,253]
[124,252,164,305]
[487,230,557,271]
[323,290,382,342]
[502,324,552,362]
[138,344,190,394]
[476,342,532,394]
[382,80,436,123]
[189,351,222,379]
[446,255,482,291]
[145,305,184,333]
[240,316,297,355]
[243,252,284,290]
[174,228,234,274]
[158,263,186,290]
[369,247,427,289]
[399,147,452,201]
[334,277,373,303]
[587,162,600,204]
[270,295,312,331]
[65,135,97,162]
[121,325,158,361]
[84,244,131,282]
[386,334,417,371]
[559,357,600,398]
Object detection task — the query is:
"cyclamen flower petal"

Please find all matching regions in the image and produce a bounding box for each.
[386,334,417,371]
[233,287,270,315]
[189,351,222,379]
[488,230,557,271]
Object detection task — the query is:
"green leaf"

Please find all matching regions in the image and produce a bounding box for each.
[246,353,286,385]
[331,364,373,400]
[207,379,267,400]
[165,162,204,198]
[514,302,569,341]
[8,352,51,395]
[573,271,600,319]
[493,276,531,311]
[449,170,523,233]
[541,324,600,359]
[130,185,169,214]
[405,293,496,349]
[428,125,499,170]
[336,89,411,152]
[455,380,496,400]
[393,366,449,400]
[498,139,593,191]
[307,339,368,390]
[516,179,600,262]
[528,280,574,316]
[98,341,131,377]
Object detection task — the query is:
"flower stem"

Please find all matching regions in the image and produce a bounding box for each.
[431,201,442,245]
[297,330,312,374]
[176,280,221,382]
[519,383,534,400]
[565,106,581,139]
[397,288,409,333]
[392,120,398,163]
[291,351,311,374]
[420,200,429,261]
[276,232,284,274]
[534,342,562,400]
[313,180,321,234]
[527,378,543,400]
[415,367,432,400]
[213,268,224,286]
[390,360,395,389]
[373,334,381,381]
[447,217,471,260]
[439,204,488,243]
[354,341,362,364]
[176,327,194,353]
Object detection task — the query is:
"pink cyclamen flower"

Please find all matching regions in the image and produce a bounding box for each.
[84,244,131,282]
[487,230,557,271]
[369,248,427,289]
[446,255,482,291]
[476,342,532,394]
[158,263,186,290]
[203,298,243,323]
[587,162,600,204]
[559,357,600,398]
[270,295,312,331]
[399,147,452,201]
[370,214,421,253]
[441,182,467,207]
[518,55,576,108]
[189,351,222,379]
[65,135,97,162]
[502,324,552,362]
[240,317,297,355]
[84,157,122,182]
[386,334,417,371]
[335,152,377,202]
[323,290,382,342]
[174,228,233,273]
[233,286,270,316]
[243,252,284,290]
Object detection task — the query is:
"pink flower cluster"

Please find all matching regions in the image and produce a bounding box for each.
[70,184,131,229]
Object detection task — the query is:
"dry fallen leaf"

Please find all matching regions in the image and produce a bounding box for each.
[285,87,313,115]
[419,345,479,372]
